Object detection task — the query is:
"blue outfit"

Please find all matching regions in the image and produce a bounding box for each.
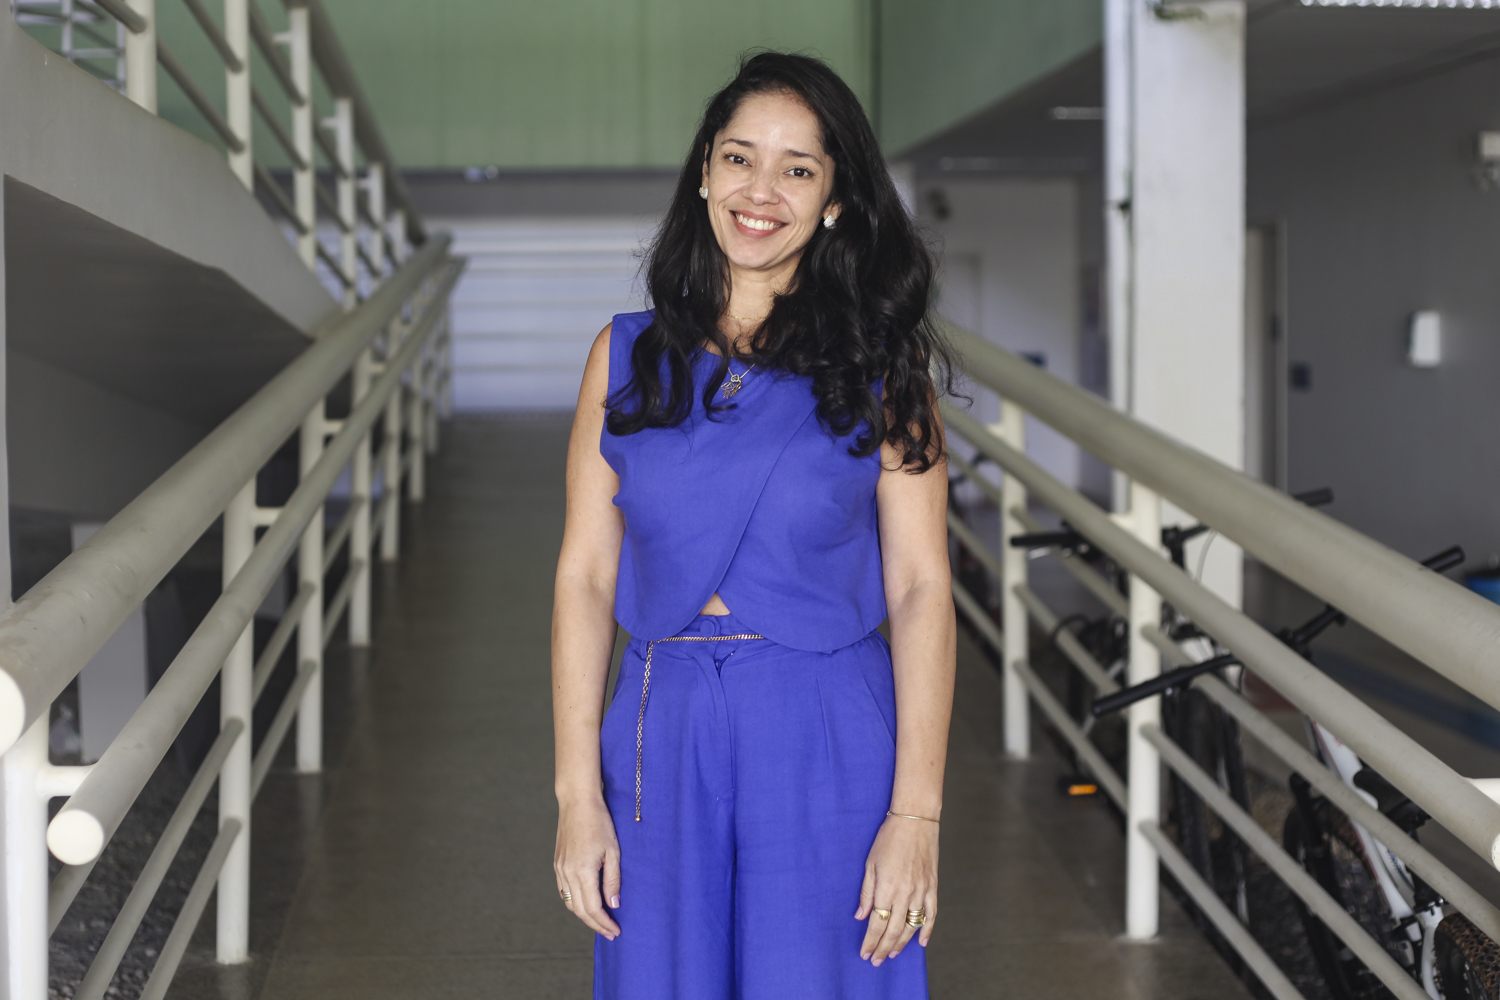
[596,311,927,999]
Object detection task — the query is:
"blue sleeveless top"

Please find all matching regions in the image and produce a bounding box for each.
[600,310,886,652]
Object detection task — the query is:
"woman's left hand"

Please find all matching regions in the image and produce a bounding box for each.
[855,814,939,965]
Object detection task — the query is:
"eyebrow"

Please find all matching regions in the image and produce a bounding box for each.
[722,137,823,164]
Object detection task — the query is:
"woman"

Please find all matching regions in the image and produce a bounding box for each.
[552,52,955,999]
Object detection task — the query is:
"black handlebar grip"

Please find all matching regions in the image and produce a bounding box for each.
[1089,653,1241,718]
[1421,545,1465,575]
[1293,487,1334,508]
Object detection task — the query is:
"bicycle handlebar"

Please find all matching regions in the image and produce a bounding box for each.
[1089,653,1241,717]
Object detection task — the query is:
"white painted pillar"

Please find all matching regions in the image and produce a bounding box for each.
[330,98,357,308]
[366,163,387,285]
[285,5,315,269]
[1106,0,1247,607]
[123,0,156,113]
[349,351,374,647]
[2,720,50,1000]
[1124,481,1163,940]
[223,0,251,190]
[995,403,1029,758]
[296,406,325,773]
[217,481,254,963]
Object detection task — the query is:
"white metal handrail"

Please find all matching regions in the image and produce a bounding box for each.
[14,0,424,294]
[947,320,1500,715]
[942,319,1500,1000]
[3,221,457,1000]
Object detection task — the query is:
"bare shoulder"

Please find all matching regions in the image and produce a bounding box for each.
[577,322,613,411]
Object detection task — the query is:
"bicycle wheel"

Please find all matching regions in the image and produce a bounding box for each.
[1435,914,1500,1000]
[1282,788,1401,1000]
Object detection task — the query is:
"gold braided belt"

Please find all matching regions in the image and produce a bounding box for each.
[633,633,764,821]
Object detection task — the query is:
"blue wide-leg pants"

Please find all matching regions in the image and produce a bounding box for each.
[595,613,929,999]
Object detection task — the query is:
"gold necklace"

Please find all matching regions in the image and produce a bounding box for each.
[720,359,757,399]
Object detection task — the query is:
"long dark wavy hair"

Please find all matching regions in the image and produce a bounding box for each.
[605,51,950,472]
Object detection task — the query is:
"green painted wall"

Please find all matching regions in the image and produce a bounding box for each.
[317,0,872,170]
[876,0,1100,155]
[20,0,1100,170]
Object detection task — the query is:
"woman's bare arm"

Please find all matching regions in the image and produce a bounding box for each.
[552,324,627,939]
[856,420,956,965]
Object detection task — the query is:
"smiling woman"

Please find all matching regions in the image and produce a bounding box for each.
[551,52,955,1000]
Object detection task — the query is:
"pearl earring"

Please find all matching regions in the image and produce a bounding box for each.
[699,187,708,199]
[823,214,836,230]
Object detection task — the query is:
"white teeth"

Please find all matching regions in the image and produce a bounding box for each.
[733,212,782,232]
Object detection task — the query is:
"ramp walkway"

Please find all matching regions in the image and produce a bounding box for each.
[235,416,1247,1000]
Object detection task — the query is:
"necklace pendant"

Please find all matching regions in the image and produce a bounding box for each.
[721,373,743,399]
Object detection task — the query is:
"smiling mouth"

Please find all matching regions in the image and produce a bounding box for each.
[731,211,786,233]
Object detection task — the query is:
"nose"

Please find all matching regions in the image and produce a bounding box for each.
[746,164,779,205]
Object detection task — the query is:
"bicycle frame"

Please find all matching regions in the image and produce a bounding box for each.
[1307,718,1446,997]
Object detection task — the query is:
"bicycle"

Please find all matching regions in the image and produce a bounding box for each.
[1094,534,1500,1000]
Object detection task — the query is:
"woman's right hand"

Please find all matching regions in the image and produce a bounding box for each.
[554,794,622,939]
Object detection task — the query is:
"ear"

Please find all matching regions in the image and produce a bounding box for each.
[823,200,842,223]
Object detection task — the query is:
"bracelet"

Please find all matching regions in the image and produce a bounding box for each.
[887,809,940,825]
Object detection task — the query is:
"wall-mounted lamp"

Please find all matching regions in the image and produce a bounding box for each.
[1408,311,1442,368]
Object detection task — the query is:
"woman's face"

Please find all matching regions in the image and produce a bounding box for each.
[701,90,838,281]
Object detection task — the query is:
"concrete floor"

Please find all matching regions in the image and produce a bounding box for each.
[173,415,1250,999]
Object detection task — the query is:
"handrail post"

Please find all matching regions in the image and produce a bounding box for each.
[366,163,387,285]
[391,207,409,265]
[348,350,374,646]
[1,718,50,998]
[331,97,357,307]
[424,313,442,455]
[217,480,255,963]
[1124,479,1163,940]
[407,358,425,503]
[286,4,315,269]
[995,400,1029,758]
[380,318,405,561]
[123,0,156,112]
[223,0,251,189]
[296,405,325,773]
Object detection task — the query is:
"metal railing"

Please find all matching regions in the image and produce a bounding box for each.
[0,2,463,997]
[2,238,459,998]
[11,0,424,300]
[942,319,1500,1000]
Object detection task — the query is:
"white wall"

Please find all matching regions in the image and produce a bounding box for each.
[432,216,658,411]
[8,350,207,520]
[1248,53,1500,567]
[920,177,1083,489]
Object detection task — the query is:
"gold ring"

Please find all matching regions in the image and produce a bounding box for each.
[906,908,926,928]
[560,890,573,903]
[873,908,892,921]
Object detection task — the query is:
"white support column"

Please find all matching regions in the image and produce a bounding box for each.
[366,164,387,287]
[348,351,374,646]
[2,720,50,1000]
[390,208,409,265]
[330,98,357,308]
[223,0,251,189]
[1124,479,1163,940]
[424,315,442,455]
[380,339,404,563]
[407,361,425,503]
[1104,0,1133,514]
[217,480,255,963]
[123,0,156,113]
[995,401,1029,758]
[1107,0,1247,604]
[285,5,315,269]
[296,405,325,773]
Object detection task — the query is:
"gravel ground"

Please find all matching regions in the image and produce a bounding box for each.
[48,762,219,1000]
